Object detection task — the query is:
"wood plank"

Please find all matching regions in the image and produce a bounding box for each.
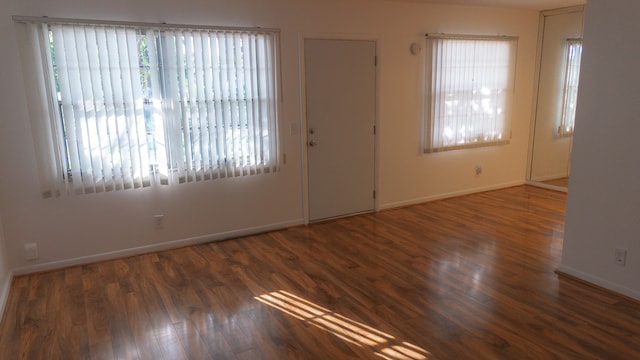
[2,186,640,359]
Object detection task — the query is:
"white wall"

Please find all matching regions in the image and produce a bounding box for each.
[0,0,539,273]
[561,0,640,300]
[375,5,538,208]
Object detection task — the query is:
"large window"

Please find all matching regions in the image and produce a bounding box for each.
[18,18,280,197]
[423,35,517,153]
[558,38,582,137]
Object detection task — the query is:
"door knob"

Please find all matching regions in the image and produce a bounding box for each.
[308,140,318,147]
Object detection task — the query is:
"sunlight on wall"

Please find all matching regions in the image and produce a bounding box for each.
[255,290,430,360]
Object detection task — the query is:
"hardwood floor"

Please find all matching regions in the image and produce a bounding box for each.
[2,185,640,359]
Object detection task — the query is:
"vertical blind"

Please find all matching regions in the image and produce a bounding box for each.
[559,38,582,137]
[52,24,150,193]
[17,18,280,197]
[151,30,279,184]
[424,35,517,153]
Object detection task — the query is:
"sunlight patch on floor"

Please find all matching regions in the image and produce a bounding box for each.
[255,290,430,359]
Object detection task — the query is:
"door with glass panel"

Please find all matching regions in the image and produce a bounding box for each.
[304,39,376,222]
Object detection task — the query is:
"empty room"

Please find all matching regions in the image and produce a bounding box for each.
[0,0,639,358]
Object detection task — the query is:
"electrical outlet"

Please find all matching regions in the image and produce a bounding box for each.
[24,243,38,260]
[153,215,164,229]
[475,165,483,175]
[614,248,627,267]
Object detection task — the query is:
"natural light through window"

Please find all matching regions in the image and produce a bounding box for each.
[255,290,430,360]
[16,17,280,197]
[559,38,582,137]
[423,34,517,153]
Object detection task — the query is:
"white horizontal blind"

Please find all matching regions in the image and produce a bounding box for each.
[17,18,280,197]
[424,35,517,153]
[559,38,582,137]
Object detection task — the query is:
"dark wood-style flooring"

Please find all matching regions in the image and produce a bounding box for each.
[1,185,640,359]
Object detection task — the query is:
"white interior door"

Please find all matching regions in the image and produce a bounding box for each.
[304,39,376,222]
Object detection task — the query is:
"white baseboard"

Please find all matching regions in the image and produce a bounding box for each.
[525,180,568,192]
[0,270,14,321]
[530,173,569,182]
[379,180,526,210]
[557,265,640,302]
[12,219,304,276]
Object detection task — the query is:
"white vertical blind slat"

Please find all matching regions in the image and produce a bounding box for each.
[184,30,198,181]
[147,30,169,184]
[96,27,118,191]
[236,33,249,175]
[226,32,237,176]
[201,33,215,179]
[117,29,137,189]
[52,26,81,193]
[255,36,270,171]
[86,28,108,192]
[267,32,279,172]
[21,24,66,197]
[210,33,224,179]
[163,31,183,183]
[110,28,130,189]
[432,39,443,151]
[194,32,211,180]
[249,33,260,173]
[175,31,194,183]
[75,27,99,193]
[219,33,232,177]
[125,28,149,189]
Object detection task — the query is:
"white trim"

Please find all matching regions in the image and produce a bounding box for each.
[527,5,584,182]
[541,4,585,17]
[526,180,568,193]
[557,265,640,302]
[425,33,518,41]
[0,270,14,320]
[297,33,310,225]
[379,180,525,210]
[529,172,570,183]
[12,219,303,276]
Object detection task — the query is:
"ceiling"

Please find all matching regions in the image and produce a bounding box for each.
[385,0,585,11]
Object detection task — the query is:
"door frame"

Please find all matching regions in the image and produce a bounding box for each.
[299,34,380,224]
[526,5,584,188]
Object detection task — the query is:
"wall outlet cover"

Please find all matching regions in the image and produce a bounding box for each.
[24,243,38,260]
[614,248,627,267]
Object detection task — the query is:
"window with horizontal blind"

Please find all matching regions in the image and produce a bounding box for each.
[16,17,280,197]
[558,38,582,137]
[423,35,517,153]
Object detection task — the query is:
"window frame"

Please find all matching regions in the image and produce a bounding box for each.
[15,16,281,197]
[423,34,518,153]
